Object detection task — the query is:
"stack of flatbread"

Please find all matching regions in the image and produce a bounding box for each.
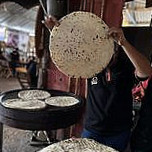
[38,138,118,152]
[50,11,114,78]
[1,90,51,110]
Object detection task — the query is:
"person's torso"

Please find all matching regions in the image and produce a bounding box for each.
[85,52,135,136]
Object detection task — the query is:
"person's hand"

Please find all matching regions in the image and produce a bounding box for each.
[42,15,60,30]
[108,27,127,46]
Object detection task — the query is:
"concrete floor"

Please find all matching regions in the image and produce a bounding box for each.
[0,77,45,152]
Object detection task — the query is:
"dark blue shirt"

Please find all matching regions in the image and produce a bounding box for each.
[84,51,135,136]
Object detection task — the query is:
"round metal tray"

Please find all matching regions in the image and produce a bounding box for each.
[0,89,84,131]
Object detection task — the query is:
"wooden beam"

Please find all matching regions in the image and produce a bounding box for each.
[103,0,124,27]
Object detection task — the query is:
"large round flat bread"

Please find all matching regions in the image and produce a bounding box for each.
[45,96,79,107]
[18,90,50,100]
[50,11,114,78]
[38,138,118,152]
[1,99,46,110]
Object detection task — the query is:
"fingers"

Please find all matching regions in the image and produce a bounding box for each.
[108,27,122,38]
[42,15,60,30]
[48,15,60,26]
[46,15,60,26]
[107,28,119,43]
[107,27,126,45]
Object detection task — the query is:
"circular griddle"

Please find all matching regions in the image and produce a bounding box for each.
[0,89,84,131]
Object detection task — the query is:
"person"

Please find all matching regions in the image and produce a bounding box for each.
[130,55,152,152]
[43,17,152,151]
[9,48,20,76]
[4,46,12,63]
[132,54,152,103]
[130,75,152,152]
[81,28,152,152]
[0,49,6,60]
[26,56,38,88]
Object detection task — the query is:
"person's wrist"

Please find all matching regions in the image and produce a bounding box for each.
[120,37,127,46]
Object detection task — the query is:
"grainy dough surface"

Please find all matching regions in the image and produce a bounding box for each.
[18,90,51,100]
[50,11,114,78]
[2,98,46,110]
[45,96,79,107]
[39,138,118,152]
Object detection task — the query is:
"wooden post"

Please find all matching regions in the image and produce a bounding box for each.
[103,0,124,27]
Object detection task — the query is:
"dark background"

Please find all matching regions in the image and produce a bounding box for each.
[123,27,152,61]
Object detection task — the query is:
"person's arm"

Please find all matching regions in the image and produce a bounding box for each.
[108,27,152,78]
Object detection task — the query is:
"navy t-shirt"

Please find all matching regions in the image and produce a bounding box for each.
[84,51,136,136]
